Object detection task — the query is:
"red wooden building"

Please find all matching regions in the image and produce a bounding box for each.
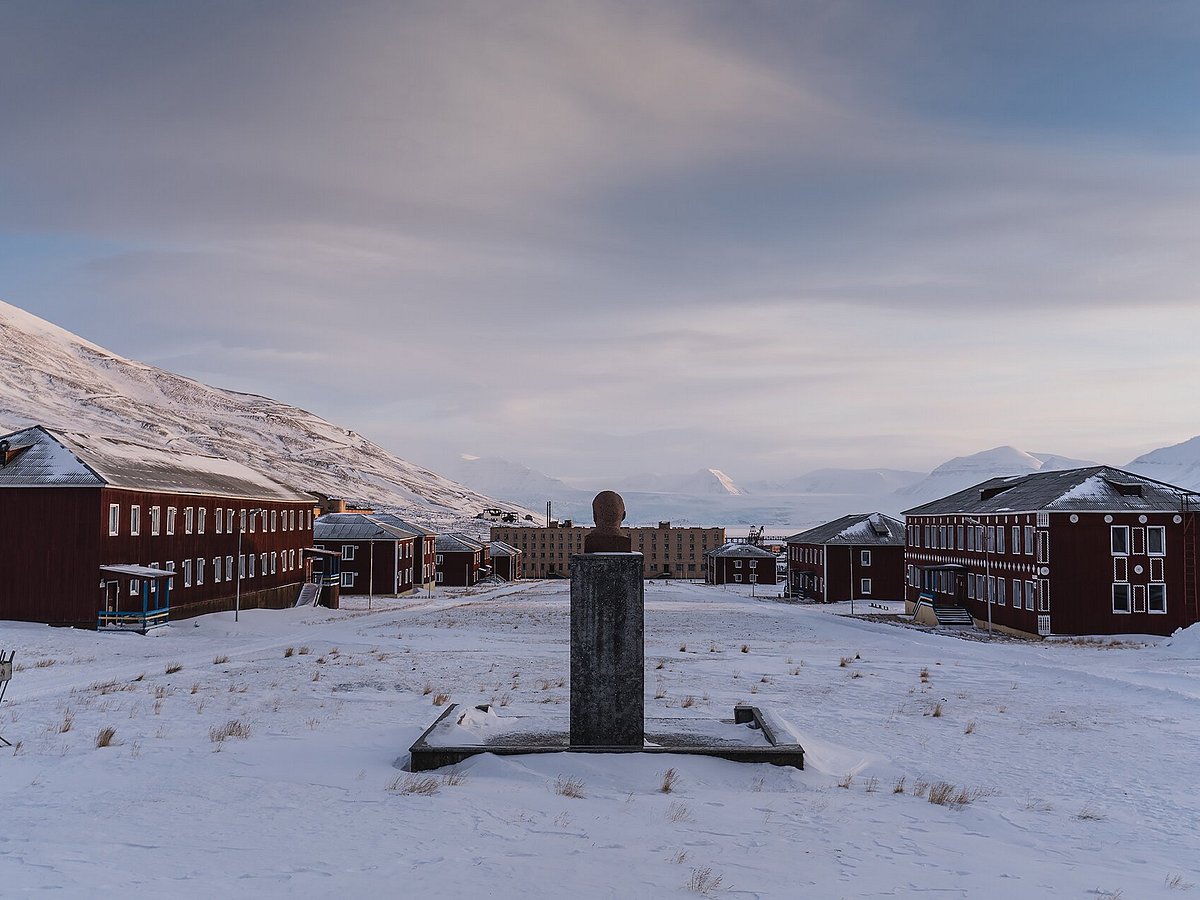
[902,466,1199,637]
[0,426,316,629]
[785,513,906,602]
[314,513,430,596]
[435,534,484,586]
[705,542,779,585]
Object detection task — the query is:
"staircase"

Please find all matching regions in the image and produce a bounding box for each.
[932,603,975,627]
[294,582,321,608]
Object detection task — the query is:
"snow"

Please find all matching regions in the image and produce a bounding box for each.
[3,579,1198,898]
[1161,622,1200,656]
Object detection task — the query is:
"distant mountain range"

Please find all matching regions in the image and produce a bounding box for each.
[0,300,528,529]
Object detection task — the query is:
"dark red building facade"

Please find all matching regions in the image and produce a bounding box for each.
[786,513,906,602]
[0,426,315,627]
[705,543,779,585]
[903,467,1199,637]
[435,534,484,587]
[314,513,434,596]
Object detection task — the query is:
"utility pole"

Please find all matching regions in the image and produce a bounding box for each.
[369,540,374,610]
[848,545,855,616]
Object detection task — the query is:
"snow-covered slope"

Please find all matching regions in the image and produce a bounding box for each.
[0,300,529,527]
[749,468,926,496]
[897,446,1099,505]
[600,468,746,496]
[1125,436,1200,491]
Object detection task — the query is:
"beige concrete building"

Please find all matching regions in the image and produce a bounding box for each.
[490,521,725,579]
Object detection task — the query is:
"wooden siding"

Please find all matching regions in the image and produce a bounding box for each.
[436,549,479,587]
[708,556,778,585]
[316,538,423,595]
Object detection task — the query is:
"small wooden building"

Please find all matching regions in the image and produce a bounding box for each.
[314,513,424,596]
[489,540,523,581]
[705,543,779,585]
[0,425,315,628]
[435,534,484,587]
[903,466,1199,637]
[786,513,906,602]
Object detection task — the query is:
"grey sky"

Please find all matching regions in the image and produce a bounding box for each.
[3,1,1199,480]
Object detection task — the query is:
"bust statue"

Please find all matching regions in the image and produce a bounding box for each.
[584,490,631,553]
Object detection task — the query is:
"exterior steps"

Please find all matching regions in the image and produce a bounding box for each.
[932,604,975,627]
[294,582,321,608]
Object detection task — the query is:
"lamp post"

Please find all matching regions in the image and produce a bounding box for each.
[848,545,855,616]
[234,507,266,623]
[965,517,993,636]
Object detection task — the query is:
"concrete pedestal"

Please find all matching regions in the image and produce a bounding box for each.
[570,553,644,747]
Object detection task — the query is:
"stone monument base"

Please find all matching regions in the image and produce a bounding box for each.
[407,703,805,772]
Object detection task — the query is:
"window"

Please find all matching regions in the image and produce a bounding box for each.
[860,578,871,594]
[109,504,120,536]
[215,508,223,534]
[1012,579,1021,609]
[734,560,742,569]
[227,509,234,533]
[185,507,194,534]
[271,552,277,574]
[436,572,444,584]
[130,579,139,596]
[183,559,193,587]
[165,561,175,590]
[734,574,742,583]
[967,574,976,599]
[1025,580,1036,611]
[342,545,356,561]
[987,526,995,553]
[967,528,976,551]
[749,560,757,569]
[860,550,871,567]
[1024,525,1034,555]
[341,572,355,588]
[213,557,223,583]
[1112,583,1131,614]
[1012,526,1020,554]
[289,549,295,570]
[248,510,255,533]
[131,505,141,536]
[196,558,205,585]
[167,507,176,535]
[1149,584,1167,614]
[1111,526,1130,555]
[1147,526,1165,556]
[260,553,267,576]
[271,510,278,532]
[996,578,1005,607]
[996,527,1005,554]
[198,507,206,534]
[248,554,255,578]
[150,506,161,535]
[227,555,234,579]
[1036,512,1049,527]
[436,554,443,564]
[957,526,964,550]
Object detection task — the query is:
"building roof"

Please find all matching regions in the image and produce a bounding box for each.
[0,425,311,502]
[369,513,437,537]
[315,513,420,542]
[901,466,1198,516]
[435,534,483,553]
[707,542,778,558]
[489,540,522,557]
[787,512,905,546]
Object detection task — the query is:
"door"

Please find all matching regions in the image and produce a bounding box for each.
[104,580,120,612]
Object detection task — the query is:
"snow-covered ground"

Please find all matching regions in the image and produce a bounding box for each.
[2,581,1198,898]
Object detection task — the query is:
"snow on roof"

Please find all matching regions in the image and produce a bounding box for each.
[489,540,521,556]
[435,534,483,553]
[902,466,1197,516]
[708,542,777,558]
[0,425,311,502]
[315,513,420,542]
[787,513,905,546]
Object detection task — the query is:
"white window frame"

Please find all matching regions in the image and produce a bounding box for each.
[860,578,871,594]
[1024,525,1034,555]
[150,506,161,536]
[1036,531,1050,564]
[342,545,356,561]
[860,550,871,567]
[436,572,444,584]
[734,574,742,583]
[1025,579,1036,611]
[183,559,193,587]
[436,554,443,564]
[185,506,194,534]
[131,505,141,536]
[1147,526,1166,556]
[108,504,120,536]
[166,507,176,535]
[196,557,205,586]
[1148,583,1167,614]
[198,507,206,535]
[1110,525,1130,556]
[213,556,223,583]
[215,508,223,534]
[341,572,355,588]
[1112,583,1131,614]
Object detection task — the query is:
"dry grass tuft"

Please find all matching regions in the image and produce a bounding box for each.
[851,671,863,679]
[892,775,906,794]
[422,682,434,695]
[553,775,586,798]
[298,646,311,656]
[837,772,854,789]
[283,647,294,658]
[441,768,469,787]
[920,666,929,681]
[680,695,696,709]
[209,719,252,743]
[655,659,666,670]
[929,702,944,718]
[659,767,681,794]
[655,681,667,700]
[685,866,725,896]
[390,774,441,795]
[432,693,450,707]
[679,643,687,653]
[864,776,879,793]
[213,654,229,665]
[35,658,57,668]
[964,719,977,734]
[913,779,930,798]
[58,708,75,733]
[1076,802,1107,821]
[740,644,749,654]
[164,662,183,675]
[668,849,689,865]
[666,801,693,822]
[1166,873,1195,890]
[95,726,117,748]
[839,656,852,667]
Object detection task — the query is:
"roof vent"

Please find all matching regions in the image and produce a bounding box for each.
[0,440,8,467]
[869,517,889,537]
[979,484,1014,501]
[1105,479,1143,497]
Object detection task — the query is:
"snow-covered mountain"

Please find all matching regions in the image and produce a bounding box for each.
[0,300,529,528]
[1125,436,1200,491]
[596,468,746,496]
[897,446,1099,505]
[445,454,589,508]
[749,468,926,496]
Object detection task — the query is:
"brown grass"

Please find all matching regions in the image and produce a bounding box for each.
[740,644,749,654]
[209,719,252,742]
[892,775,906,794]
[929,702,944,718]
[839,656,852,667]
[284,647,294,658]
[660,767,681,794]
[58,708,75,733]
[964,719,977,734]
[680,695,696,709]
[164,662,183,675]
[298,646,311,655]
[864,776,879,793]
[441,768,469,787]
[666,801,693,822]
[432,693,450,707]
[553,775,586,798]
[837,772,854,789]
[389,774,441,795]
[213,654,229,665]
[95,726,117,748]
[685,866,725,896]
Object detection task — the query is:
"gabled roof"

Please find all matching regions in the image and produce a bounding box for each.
[0,425,311,502]
[489,540,521,556]
[902,466,1197,516]
[787,512,905,546]
[369,513,437,537]
[435,534,483,553]
[708,542,777,558]
[315,513,420,542]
